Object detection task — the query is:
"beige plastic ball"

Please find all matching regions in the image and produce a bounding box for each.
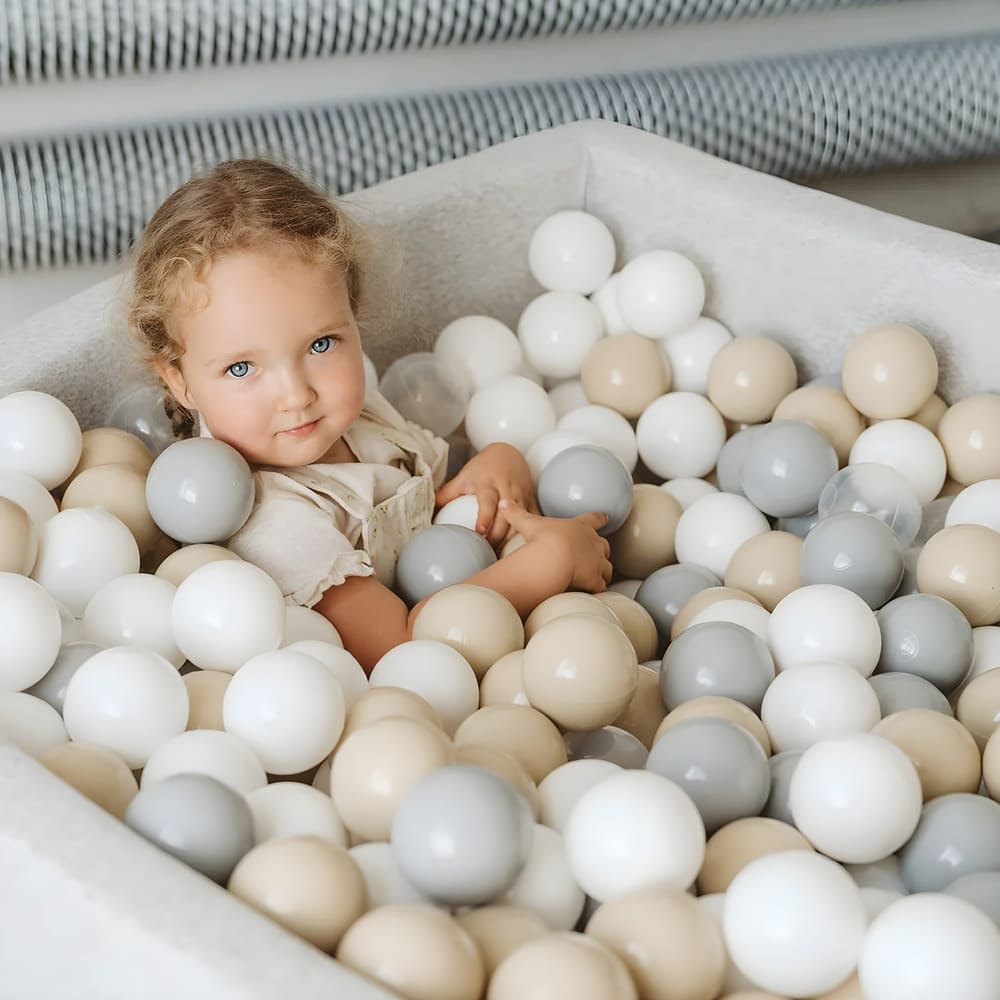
[937,394,1000,485]
[671,586,761,641]
[655,697,771,755]
[523,614,639,731]
[456,905,550,979]
[611,664,666,750]
[840,323,938,420]
[329,716,454,842]
[454,743,541,820]
[983,726,1000,801]
[454,706,567,784]
[228,834,366,953]
[489,931,637,1000]
[338,687,443,745]
[595,592,658,664]
[580,333,671,419]
[587,889,726,1000]
[872,708,981,800]
[706,336,798,424]
[524,592,620,641]
[480,651,530,708]
[412,584,524,680]
[183,670,232,731]
[915,524,1000,625]
[0,496,37,574]
[72,427,154,479]
[698,817,813,894]
[724,532,804,613]
[608,484,682,580]
[771,385,865,466]
[154,542,241,586]
[61,463,159,555]
[869,393,947,434]
[954,668,1000,749]
[338,904,485,1000]
[39,741,139,819]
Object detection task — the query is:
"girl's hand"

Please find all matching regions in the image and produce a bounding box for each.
[499,499,613,593]
[435,442,539,546]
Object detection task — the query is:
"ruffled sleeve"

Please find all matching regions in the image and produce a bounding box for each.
[226,473,373,608]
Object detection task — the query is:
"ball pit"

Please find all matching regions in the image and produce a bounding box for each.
[4,121,1000,998]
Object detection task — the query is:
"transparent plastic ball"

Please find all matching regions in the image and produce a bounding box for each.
[379,352,470,438]
[106,384,177,456]
[817,463,923,548]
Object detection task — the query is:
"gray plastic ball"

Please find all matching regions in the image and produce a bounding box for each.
[876,593,974,693]
[145,437,255,544]
[868,672,954,717]
[124,773,254,884]
[660,620,775,713]
[537,445,634,536]
[916,497,954,546]
[390,764,534,906]
[776,511,820,538]
[801,511,904,609]
[715,427,760,496]
[740,420,838,518]
[945,872,1000,928]
[764,750,803,826]
[26,641,101,714]
[395,523,497,605]
[646,717,771,834]
[635,563,722,656]
[899,793,1000,893]
[564,726,648,769]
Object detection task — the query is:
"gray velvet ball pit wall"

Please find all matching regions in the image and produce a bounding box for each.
[3,121,1000,998]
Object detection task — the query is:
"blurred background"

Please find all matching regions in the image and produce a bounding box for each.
[2,0,999,331]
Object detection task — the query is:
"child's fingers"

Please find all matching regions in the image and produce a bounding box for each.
[498,497,537,533]
[475,488,500,537]
[434,476,465,508]
[579,510,610,531]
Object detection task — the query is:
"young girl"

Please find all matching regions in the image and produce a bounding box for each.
[129,159,612,671]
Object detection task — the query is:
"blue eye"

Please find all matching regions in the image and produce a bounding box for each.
[311,336,333,354]
[227,361,251,378]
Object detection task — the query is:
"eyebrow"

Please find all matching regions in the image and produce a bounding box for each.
[203,320,353,369]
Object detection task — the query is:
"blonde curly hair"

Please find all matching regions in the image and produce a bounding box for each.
[128,158,367,438]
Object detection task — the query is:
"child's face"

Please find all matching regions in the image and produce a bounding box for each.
[159,248,367,467]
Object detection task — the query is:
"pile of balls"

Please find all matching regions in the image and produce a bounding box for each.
[1,206,1000,1000]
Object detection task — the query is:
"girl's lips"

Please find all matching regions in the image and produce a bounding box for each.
[283,420,318,436]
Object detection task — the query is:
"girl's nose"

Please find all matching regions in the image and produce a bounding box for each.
[277,370,316,411]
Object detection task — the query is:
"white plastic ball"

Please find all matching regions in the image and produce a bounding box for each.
[172,560,285,673]
[548,380,590,419]
[82,573,182,667]
[557,405,638,472]
[861,887,905,923]
[0,572,61,691]
[465,375,557,455]
[590,274,632,336]
[661,317,734,395]
[0,471,58,526]
[859,894,1000,1000]
[659,477,720,509]
[435,315,524,393]
[139,728,267,796]
[379,351,470,438]
[968,625,1000,684]
[675,493,770,579]
[616,250,706,339]
[528,210,617,295]
[517,291,605,379]
[525,430,591,484]
[563,770,705,902]
[688,599,770,642]
[0,390,82,489]
[945,479,1000,533]
[31,508,140,617]
[849,420,947,506]
[789,733,922,863]
[433,494,480,532]
[761,660,882,753]
[636,392,726,479]
[501,823,585,930]
[696,893,762,995]
[246,781,348,847]
[0,691,67,757]
[538,759,622,833]
[723,850,867,997]
[62,646,189,768]
[768,584,882,676]
[369,639,479,736]
[283,640,368,712]
[223,649,346,774]
[282,604,343,647]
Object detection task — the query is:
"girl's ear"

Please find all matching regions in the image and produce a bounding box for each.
[153,359,195,409]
